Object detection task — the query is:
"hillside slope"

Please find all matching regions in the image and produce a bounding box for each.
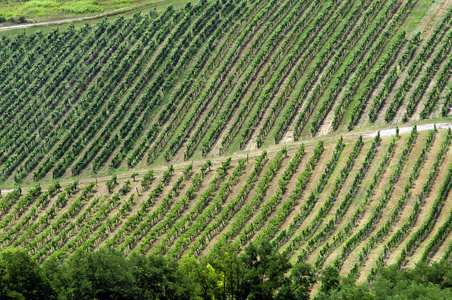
[2,0,452,294]
[1,0,451,185]
[0,127,451,287]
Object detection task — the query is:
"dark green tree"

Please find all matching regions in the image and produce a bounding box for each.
[319,266,340,294]
[241,240,292,300]
[180,255,222,300]
[276,257,316,300]
[0,248,55,300]
[130,253,195,300]
[206,243,247,300]
[316,283,374,300]
[53,249,140,300]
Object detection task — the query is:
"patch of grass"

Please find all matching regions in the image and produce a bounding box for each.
[23,0,60,9]
[404,0,437,34]
[0,0,168,24]
[62,0,104,13]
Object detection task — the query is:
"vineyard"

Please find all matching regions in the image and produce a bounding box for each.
[0,0,450,183]
[1,0,452,295]
[0,128,451,289]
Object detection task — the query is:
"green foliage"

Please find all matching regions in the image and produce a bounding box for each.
[130,253,197,300]
[106,174,118,193]
[3,248,452,300]
[207,241,316,300]
[316,263,452,300]
[162,165,174,185]
[216,157,231,177]
[44,244,316,299]
[183,163,193,179]
[276,259,315,300]
[319,266,340,294]
[119,179,132,195]
[64,180,78,195]
[141,169,154,189]
[62,1,104,13]
[0,248,55,299]
[131,172,139,181]
[49,249,141,300]
[48,181,61,196]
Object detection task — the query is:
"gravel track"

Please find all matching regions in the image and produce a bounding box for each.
[0,3,156,32]
[367,123,452,137]
[1,122,451,195]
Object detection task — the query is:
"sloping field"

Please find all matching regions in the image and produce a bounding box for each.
[1,0,451,184]
[2,0,452,294]
[0,127,451,288]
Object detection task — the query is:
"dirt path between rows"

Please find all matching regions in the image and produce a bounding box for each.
[367,122,452,137]
[1,122,450,195]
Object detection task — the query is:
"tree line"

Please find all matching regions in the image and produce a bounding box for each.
[2,241,452,299]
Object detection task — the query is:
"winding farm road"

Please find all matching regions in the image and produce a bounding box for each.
[0,3,156,32]
[0,18,90,32]
[367,122,452,137]
[1,122,451,195]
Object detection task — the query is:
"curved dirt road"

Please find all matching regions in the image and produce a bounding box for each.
[0,3,155,32]
[367,122,452,138]
[1,122,451,194]
[0,18,90,32]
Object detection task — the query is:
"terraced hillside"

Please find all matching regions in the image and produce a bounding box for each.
[0,0,451,184]
[0,127,451,288]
